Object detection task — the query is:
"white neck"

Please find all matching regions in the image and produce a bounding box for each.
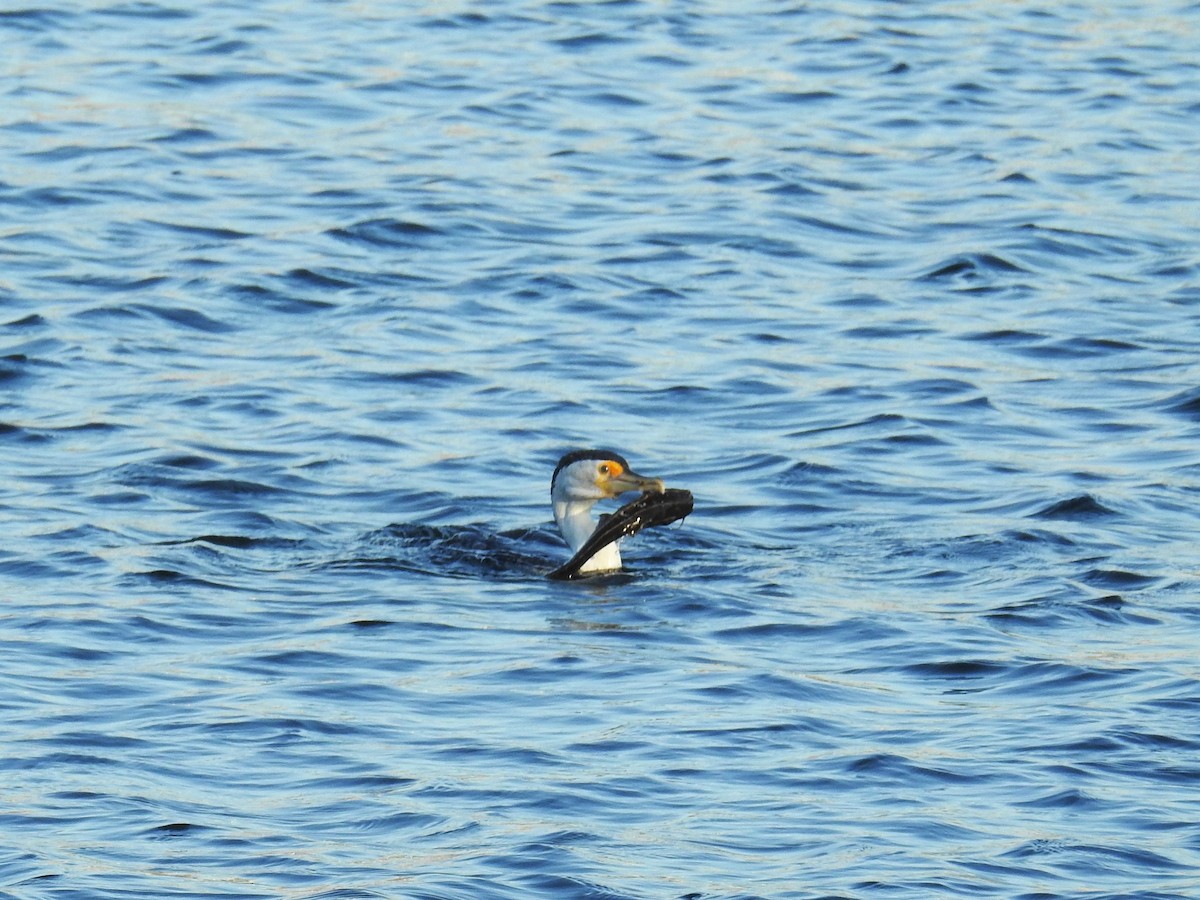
[553,497,622,573]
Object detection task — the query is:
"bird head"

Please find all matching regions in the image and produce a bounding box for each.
[551,449,665,504]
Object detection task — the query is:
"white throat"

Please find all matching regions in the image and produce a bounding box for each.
[553,497,622,574]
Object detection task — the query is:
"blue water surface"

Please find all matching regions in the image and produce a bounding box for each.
[3,1,1200,898]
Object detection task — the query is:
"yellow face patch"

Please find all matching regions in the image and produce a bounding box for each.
[596,460,624,482]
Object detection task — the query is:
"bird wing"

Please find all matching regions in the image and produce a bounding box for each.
[548,488,694,580]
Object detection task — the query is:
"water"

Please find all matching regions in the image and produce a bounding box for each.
[3,1,1200,897]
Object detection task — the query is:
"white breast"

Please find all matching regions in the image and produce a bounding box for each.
[553,497,623,574]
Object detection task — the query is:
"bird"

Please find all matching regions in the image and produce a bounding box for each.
[550,449,666,576]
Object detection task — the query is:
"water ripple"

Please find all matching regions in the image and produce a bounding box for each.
[3,1,1200,898]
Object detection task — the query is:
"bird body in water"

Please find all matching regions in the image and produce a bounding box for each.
[551,449,665,575]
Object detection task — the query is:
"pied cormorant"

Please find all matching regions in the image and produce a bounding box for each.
[551,449,665,575]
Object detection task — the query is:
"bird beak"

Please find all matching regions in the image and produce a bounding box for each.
[606,468,665,497]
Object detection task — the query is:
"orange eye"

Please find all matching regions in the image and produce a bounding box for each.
[601,461,623,478]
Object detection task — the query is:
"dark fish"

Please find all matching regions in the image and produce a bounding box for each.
[548,488,694,580]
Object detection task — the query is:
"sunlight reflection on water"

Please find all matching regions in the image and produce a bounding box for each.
[2,1,1200,898]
